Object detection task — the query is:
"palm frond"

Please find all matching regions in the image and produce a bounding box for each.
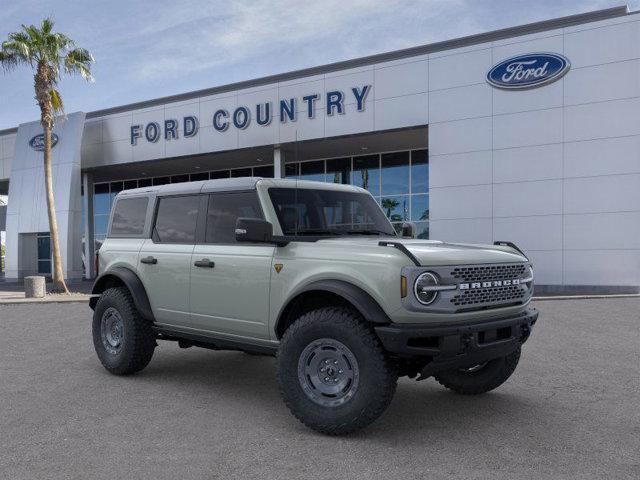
[41,17,54,35]
[50,87,64,113]
[64,47,94,81]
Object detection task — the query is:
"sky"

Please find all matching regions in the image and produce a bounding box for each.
[0,0,638,130]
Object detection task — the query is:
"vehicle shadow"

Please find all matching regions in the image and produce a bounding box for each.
[112,345,546,439]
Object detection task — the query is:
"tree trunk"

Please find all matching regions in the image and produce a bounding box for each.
[43,123,68,294]
[35,64,68,294]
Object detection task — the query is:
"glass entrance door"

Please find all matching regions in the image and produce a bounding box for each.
[37,232,52,275]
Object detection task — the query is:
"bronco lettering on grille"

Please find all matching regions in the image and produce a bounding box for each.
[459,279,521,290]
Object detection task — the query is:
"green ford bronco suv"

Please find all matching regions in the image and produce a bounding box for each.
[90,177,537,435]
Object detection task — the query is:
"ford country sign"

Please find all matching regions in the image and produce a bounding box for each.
[487,53,570,90]
[29,133,59,151]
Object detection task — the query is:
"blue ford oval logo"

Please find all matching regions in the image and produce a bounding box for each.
[487,53,570,90]
[29,133,59,151]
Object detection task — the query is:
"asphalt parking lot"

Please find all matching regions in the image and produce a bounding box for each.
[1,299,638,480]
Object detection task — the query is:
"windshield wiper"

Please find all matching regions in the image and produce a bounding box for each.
[345,229,393,236]
[290,229,347,236]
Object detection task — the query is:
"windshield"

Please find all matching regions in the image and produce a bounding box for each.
[268,187,396,237]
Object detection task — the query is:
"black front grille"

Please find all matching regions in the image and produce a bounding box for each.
[450,264,526,283]
[451,285,526,307]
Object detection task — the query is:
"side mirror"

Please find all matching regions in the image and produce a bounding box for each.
[235,218,274,243]
[401,222,416,238]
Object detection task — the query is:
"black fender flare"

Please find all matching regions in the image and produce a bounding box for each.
[89,266,155,321]
[275,279,391,337]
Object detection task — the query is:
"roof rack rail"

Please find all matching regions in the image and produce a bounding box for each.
[378,241,421,266]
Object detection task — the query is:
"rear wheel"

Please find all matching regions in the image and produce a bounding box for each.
[434,347,521,395]
[92,287,155,375]
[277,307,397,435]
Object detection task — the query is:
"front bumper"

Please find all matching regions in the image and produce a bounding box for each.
[375,308,538,375]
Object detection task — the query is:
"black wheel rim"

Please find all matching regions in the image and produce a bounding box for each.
[297,338,359,407]
[459,362,488,373]
[101,307,124,355]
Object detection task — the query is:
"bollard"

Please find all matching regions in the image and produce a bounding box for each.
[24,276,46,298]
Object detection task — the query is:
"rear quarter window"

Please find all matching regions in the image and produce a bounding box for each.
[109,197,149,236]
[153,195,200,244]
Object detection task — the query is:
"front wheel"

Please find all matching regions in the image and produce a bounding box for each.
[434,347,521,395]
[277,307,397,435]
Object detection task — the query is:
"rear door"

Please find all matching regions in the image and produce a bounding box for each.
[137,194,201,327]
[189,191,274,339]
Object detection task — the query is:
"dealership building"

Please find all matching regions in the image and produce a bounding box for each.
[0,5,639,293]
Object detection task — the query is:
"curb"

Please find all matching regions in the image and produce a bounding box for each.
[0,295,92,305]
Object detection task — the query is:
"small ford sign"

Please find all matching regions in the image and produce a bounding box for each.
[29,133,59,151]
[487,53,570,90]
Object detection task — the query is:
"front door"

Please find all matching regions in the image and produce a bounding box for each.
[190,191,274,339]
[137,194,201,327]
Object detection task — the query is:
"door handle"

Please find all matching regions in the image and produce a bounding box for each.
[194,258,215,268]
[140,256,157,265]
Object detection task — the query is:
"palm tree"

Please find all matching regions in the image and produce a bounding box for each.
[0,18,93,293]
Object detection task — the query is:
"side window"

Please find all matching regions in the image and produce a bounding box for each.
[205,192,263,244]
[153,195,200,243]
[110,197,148,236]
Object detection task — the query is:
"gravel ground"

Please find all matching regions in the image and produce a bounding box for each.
[0,299,638,480]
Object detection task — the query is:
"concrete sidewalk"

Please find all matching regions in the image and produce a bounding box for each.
[0,280,93,304]
[0,291,92,304]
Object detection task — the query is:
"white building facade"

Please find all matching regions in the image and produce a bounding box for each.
[0,5,639,294]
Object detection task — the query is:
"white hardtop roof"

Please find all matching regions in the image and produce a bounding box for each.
[116,177,365,198]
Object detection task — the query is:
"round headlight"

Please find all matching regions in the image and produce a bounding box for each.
[414,272,439,305]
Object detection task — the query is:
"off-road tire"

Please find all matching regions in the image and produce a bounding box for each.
[277,307,397,435]
[92,287,155,375]
[434,347,521,395]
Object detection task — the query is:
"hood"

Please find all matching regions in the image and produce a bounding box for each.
[317,237,528,266]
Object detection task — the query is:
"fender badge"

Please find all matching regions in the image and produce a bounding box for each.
[274,263,283,274]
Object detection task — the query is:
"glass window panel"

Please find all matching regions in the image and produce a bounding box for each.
[138,178,152,187]
[123,180,138,190]
[411,149,429,194]
[110,181,124,193]
[38,260,51,275]
[351,155,380,195]
[93,184,110,215]
[153,177,170,186]
[37,234,51,260]
[411,194,429,221]
[205,192,263,243]
[229,168,246,178]
[190,172,209,182]
[300,160,325,182]
[94,215,109,236]
[414,221,429,239]
[391,223,403,236]
[210,170,230,179]
[380,195,409,223]
[231,168,252,178]
[381,151,410,196]
[171,174,190,184]
[284,163,299,178]
[153,195,200,243]
[94,183,109,195]
[110,197,148,236]
[326,157,350,184]
[253,165,274,178]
